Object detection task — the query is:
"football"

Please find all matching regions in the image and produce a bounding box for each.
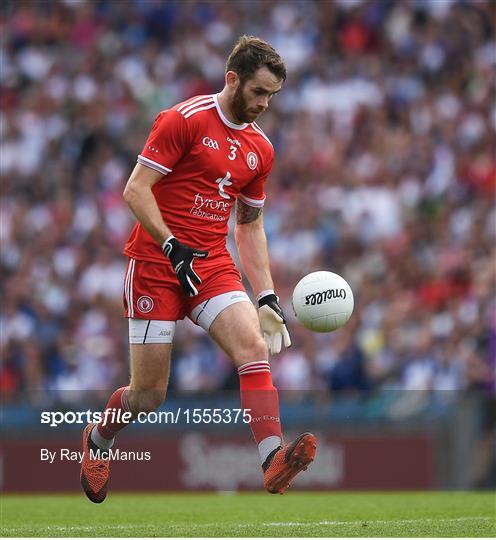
[292,271,354,332]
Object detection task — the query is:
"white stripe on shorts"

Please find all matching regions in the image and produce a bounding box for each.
[125,259,131,315]
[125,259,136,318]
[190,290,251,331]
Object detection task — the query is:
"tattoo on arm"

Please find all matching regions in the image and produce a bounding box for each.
[236,200,263,224]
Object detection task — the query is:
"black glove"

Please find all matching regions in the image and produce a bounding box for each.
[162,236,208,297]
[257,291,292,355]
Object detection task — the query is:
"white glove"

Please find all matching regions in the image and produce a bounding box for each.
[257,291,292,355]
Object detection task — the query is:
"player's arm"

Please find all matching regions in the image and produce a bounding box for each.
[123,163,207,296]
[234,201,272,294]
[123,163,172,245]
[235,200,291,354]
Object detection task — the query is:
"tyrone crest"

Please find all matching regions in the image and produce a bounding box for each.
[247,152,258,170]
[137,296,154,314]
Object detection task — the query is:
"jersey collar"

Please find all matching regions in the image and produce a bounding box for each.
[214,94,249,130]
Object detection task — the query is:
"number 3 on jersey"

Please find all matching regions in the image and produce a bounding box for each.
[228,145,238,161]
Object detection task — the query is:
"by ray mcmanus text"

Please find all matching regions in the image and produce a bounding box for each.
[40,447,152,463]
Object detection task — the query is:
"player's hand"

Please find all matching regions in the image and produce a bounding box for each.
[162,236,208,297]
[257,291,292,355]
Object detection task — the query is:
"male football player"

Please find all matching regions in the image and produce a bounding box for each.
[80,35,317,503]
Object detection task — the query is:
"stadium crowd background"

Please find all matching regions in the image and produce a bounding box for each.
[1,0,494,399]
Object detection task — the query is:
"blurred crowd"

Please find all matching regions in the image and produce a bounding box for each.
[1,0,495,401]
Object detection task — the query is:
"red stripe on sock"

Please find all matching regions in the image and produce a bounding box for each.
[238,361,270,375]
[239,367,270,375]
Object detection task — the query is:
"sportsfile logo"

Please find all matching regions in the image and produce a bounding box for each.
[305,289,347,305]
[180,434,344,489]
[40,408,252,427]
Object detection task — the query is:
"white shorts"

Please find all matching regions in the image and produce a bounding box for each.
[128,290,251,344]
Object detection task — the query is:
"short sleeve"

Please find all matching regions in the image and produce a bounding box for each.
[138,110,191,175]
[238,151,273,207]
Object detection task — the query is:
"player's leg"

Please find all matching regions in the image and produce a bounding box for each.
[193,296,316,494]
[80,345,171,504]
[128,342,172,413]
[207,300,283,459]
[81,257,183,503]
[80,323,174,503]
[94,334,174,445]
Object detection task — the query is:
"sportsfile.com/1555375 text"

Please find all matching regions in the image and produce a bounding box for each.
[40,408,253,427]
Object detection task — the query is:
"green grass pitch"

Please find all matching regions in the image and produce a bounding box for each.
[1,492,495,537]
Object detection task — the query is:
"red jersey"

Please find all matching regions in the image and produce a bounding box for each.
[124,94,274,263]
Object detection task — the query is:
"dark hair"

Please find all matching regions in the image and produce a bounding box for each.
[226,35,286,84]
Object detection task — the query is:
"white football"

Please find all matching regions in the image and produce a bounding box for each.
[292,271,354,332]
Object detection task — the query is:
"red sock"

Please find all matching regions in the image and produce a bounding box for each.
[239,361,282,464]
[96,386,134,440]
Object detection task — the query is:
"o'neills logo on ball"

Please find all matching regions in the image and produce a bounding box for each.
[305,289,347,306]
[137,296,154,313]
[247,152,258,170]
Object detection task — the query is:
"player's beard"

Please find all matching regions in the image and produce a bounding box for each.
[231,83,256,124]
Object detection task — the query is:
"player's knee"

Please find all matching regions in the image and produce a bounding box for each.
[128,388,166,414]
[233,336,268,364]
